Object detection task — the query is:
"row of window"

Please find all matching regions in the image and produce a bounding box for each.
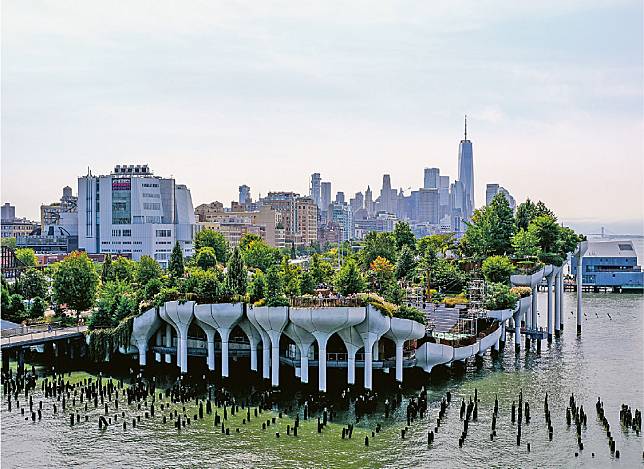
[143,203,160,210]
[142,193,160,198]
[156,229,172,237]
[142,183,159,188]
[111,229,133,237]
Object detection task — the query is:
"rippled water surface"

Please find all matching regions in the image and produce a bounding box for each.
[2,292,643,468]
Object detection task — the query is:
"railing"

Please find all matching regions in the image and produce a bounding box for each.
[289,297,363,308]
[1,324,85,345]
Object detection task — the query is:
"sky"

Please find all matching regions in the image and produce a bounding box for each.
[2,1,643,235]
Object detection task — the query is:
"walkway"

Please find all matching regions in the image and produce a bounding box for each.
[0,324,87,350]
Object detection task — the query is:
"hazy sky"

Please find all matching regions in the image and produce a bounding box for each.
[2,1,643,234]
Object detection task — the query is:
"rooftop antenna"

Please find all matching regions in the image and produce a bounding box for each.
[464,114,467,140]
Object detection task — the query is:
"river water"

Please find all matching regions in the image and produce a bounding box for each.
[2,291,643,468]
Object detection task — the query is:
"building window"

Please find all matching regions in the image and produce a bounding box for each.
[156,229,172,237]
[143,203,160,210]
[145,216,161,224]
[122,229,131,237]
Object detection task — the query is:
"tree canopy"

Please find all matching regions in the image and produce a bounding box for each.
[52,251,100,316]
[461,193,515,257]
[195,229,230,264]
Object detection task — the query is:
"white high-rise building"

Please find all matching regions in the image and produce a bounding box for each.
[78,164,196,267]
[458,116,474,220]
[310,173,321,208]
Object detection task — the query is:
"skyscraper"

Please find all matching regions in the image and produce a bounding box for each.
[458,115,474,220]
[423,168,440,189]
[486,183,516,211]
[364,186,374,217]
[310,173,321,208]
[335,192,345,205]
[320,182,332,213]
[239,185,251,205]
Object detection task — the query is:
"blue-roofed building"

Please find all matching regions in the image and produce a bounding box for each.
[570,240,644,292]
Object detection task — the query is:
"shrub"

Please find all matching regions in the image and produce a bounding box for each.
[395,305,426,325]
[356,293,397,317]
[482,255,515,284]
[443,295,469,307]
[538,252,564,267]
[510,286,532,298]
[484,283,519,311]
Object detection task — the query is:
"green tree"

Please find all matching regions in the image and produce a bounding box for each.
[430,259,467,294]
[188,268,224,303]
[393,221,416,252]
[265,266,288,307]
[29,296,47,319]
[241,238,281,272]
[334,259,366,296]
[196,247,217,270]
[52,252,99,319]
[528,215,560,253]
[482,255,515,285]
[112,256,136,283]
[239,233,262,251]
[101,254,114,283]
[15,248,37,267]
[395,245,417,282]
[384,282,405,306]
[300,270,316,295]
[195,229,230,263]
[248,270,267,303]
[135,256,162,285]
[309,253,334,286]
[369,256,395,293]
[280,256,301,298]
[461,193,515,257]
[557,226,581,257]
[143,277,163,302]
[511,228,541,258]
[19,268,48,300]
[515,199,537,231]
[168,241,185,278]
[1,237,16,250]
[226,247,247,296]
[359,231,397,269]
[7,294,28,323]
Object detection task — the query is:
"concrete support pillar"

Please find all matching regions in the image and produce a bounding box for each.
[219,329,232,378]
[373,340,380,361]
[137,342,147,366]
[270,336,280,388]
[17,348,25,376]
[205,330,216,372]
[164,324,172,364]
[249,342,258,372]
[347,350,356,385]
[364,349,374,390]
[559,271,565,330]
[554,272,562,337]
[577,253,583,335]
[317,339,329,392]
[546,274,554,342]
[394,340,404,382]
[262,338,270,379]
[493,334,500,351]
[531,287,538,328]
[179,332,188,374]
[300,347,309,384]
[500,321,506,346]
[514,317,521,353]
[155,329,162,363]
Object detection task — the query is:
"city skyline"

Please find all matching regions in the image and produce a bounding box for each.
[2,1,642,234]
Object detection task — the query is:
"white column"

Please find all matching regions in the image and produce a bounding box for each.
[165,324,172,364]
[514,316,521,353]
[155,329,162,363]
[180,332,188,373]
[546,274,554,342]
[220,329,231,378]
[364,347,374,390]
[500,321,506,345]
[261,337,270,379]
[249,342,258,372]
[137,342,147,366]
[559,272,565,330]
[347,350,356,385]
[373,340,380,361]
[577,253,583,334]
[300,347,309,384]
[206,330,216,371]
[531,287,538,328]
[554,272,561,337]
[395,340,404,382]
[270,337,280,387]
[318,338,328,392]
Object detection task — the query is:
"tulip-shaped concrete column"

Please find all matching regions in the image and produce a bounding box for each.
[554,271,562,337]
[160,301,195,373]
[576,241,588,335]
[283,322,315,383]
[164,323,172,364]
[252,306,289,387]
[193,316,217,372]
[531,287,538,328]
[291,307,366,392]
[384,317,425,382]
[558,269,565,330]
[194,303,243,378]
[546,272,554,342]
[132,307,161,367]
[238,317,262,372]
[246,309,271,379]
[154,329,163,363]
[338,327,363,385]
[354,305,390,390]
[512,306,522,353]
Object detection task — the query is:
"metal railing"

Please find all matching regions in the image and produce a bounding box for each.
[289,297,363,308]
[1,323,86,345]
